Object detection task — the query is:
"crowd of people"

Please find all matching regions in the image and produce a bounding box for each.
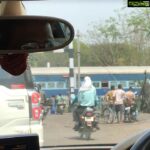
[46,76,138,129]
[49,94,69,114]
[104,84,138,123]
[71,76,138,131]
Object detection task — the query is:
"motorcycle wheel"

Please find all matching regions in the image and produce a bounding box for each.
[80,127,91,140]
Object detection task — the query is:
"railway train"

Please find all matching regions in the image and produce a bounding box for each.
[31,66,150,98]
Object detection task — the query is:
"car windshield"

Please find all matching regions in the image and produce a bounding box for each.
[1,0,150,148]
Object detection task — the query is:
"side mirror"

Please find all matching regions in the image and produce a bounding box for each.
[0,16,74,54]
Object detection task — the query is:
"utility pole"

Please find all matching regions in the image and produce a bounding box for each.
[76,30,80,89]
[69,42,75,98]
[61,23,75,104]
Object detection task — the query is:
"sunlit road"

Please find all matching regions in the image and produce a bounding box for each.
[43,112,150,146]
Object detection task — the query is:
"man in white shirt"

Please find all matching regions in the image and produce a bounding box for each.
[114,84,125,123]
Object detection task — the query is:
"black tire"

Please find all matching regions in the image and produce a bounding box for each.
[85,130,91,140]
[80,133,83,139]
[80,129,91,140]
[79,126,92,140]
[103,108,114,124]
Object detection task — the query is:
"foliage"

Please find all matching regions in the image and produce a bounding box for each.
[29,51,68,67]
[84,8,150,66]
[29,8,150,67]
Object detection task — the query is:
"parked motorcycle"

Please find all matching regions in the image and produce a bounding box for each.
[124,103,138,123]
[78,107,98,140]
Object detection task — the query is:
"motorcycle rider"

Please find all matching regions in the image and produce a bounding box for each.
[73,76,99,131]
[56,94,65,114]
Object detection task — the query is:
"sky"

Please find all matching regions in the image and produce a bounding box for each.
[23,0,126,34]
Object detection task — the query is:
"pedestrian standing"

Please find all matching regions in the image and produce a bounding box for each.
[105,85,116,111]
[114,84,125,123]
[50,96,57,114]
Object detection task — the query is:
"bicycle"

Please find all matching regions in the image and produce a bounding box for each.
[101,100,116,124]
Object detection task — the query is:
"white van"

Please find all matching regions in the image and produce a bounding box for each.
[0,66,44,146]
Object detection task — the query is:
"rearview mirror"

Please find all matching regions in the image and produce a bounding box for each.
[0,16,74,54]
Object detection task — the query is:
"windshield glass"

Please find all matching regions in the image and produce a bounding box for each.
[2,0,150,148]
[0,67,34,89]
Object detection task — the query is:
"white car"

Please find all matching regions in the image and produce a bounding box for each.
[0,67,44,146]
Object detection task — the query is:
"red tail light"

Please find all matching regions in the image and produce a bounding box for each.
[32,107,41,120]
[31,92,40,104]
[31,92,41,120]
[11,84,25,89]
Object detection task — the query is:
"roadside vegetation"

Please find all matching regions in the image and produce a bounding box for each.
[29,8,150,67]
[28,7,150,113]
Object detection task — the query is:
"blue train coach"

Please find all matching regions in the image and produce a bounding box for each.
[31,66,150,98]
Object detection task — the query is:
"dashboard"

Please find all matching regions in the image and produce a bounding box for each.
[0,134,39,150]
[0,134,115,150]
[1,129,150,150]
[40,144,115,150]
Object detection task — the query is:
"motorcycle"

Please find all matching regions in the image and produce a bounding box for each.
[78,107,98,140]
[130,103,138,121]
[57,103,65,115]
[124,103,138,123]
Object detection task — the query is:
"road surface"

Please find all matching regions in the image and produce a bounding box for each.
[43,112,150,146]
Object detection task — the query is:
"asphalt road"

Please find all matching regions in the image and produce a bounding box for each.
[43,112,150,147]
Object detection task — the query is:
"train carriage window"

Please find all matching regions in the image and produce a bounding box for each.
[101,81,108,88]
[119,81,127,88]
[56,82,65,89]
[147,79,150,84]
[129,81,136,88]
[129,80,141,88]
[47,82,55,89]
[66,80,69,89]
[38,82,46,89]
[110,81,117,88]
[134,80,142,88]
[93,82,100,88]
